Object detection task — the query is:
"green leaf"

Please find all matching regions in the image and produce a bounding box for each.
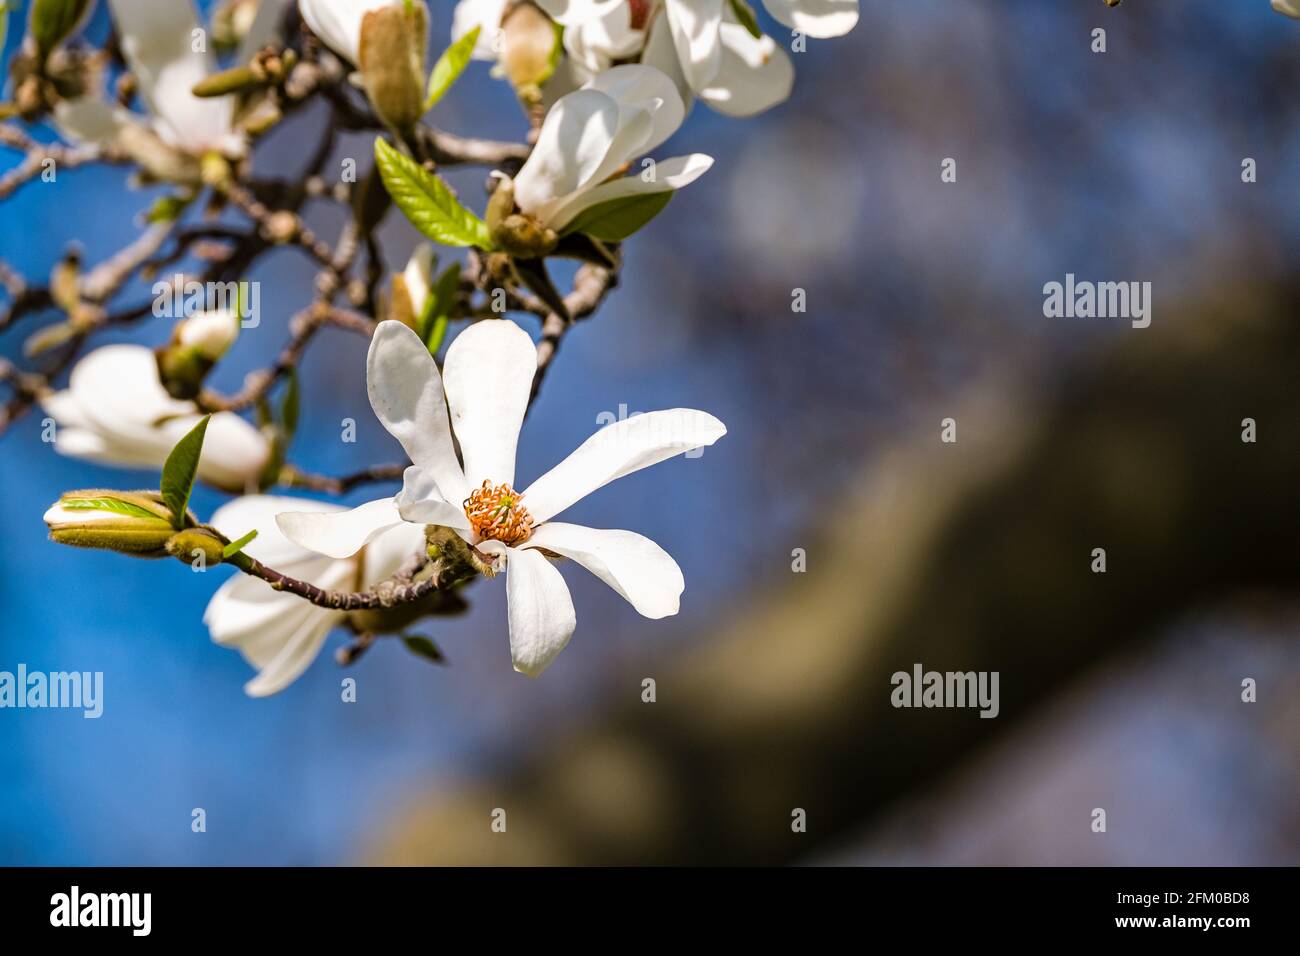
[143,194,192,224]
[374,138,493,249]
[61,497,166,522]
[159,415,210,529]
[221,529,259,559]
[425,26,480,111]
[420,262,462,354]
[402,634,446,665]
[280,368,300,442]
[728,0,763,40]
[30,0,90,57]
[560,190,673,242]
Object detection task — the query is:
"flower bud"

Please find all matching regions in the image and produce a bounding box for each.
[500,2,561,105]
[358,0,429,135]
[164,528,228,567]
[157,310,238,400]
[44,490,179,558]
[177,309,240,361]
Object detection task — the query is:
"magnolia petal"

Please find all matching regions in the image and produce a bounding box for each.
[442,320,537,489]
[534,0,625,26]
[358,519,431,586]
[548,152,714,231]
[211,494,346,568]
[276,497,404,560]
[41,389,92,429]
[664,0,725,92]
[396,465,473,531]
[698,23,794,117]
[642,9,694,113]
[505,546,577,677]
[243,608,340,697]
[523,522,684,618]
[583,63,686,155]
[107,0,236,153]
[761,0,859,39]
[452,0,509,59]
[513,89,620,215]
[564,3,643,77]
[53,97,134,146]
[523,409,726,523]
[299,0,394,64]
[403,245,435,320]
[205,569,334,653]
[366,320,468,504]
[195,413,272,491]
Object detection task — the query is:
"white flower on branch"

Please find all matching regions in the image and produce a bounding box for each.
[205,494,426,696]
[276,319,726,677]
[543,0,802,117]
[41,343,269,492]
[56,0,253,162]
[510,64,712,233]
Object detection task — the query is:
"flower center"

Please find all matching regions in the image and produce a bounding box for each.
[463,480,534,545]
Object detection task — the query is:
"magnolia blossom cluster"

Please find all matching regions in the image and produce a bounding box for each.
[32,0,870,695]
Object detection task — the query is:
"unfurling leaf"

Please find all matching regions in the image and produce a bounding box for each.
[728,0,763,40]
[160,415,210,530]
[425,26,480,111]
[420,263,462,353]
[374,138,493,249]
[402,634,447,665]
[560,191,673,242]
[30,0,91,58]
[221,529,259,559]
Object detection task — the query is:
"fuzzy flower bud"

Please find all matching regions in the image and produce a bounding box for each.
[358,1,430,134]
[44,490,179,558]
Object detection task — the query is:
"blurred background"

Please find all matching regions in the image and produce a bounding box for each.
[2,0,1300,865]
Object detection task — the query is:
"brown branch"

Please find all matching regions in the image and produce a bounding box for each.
[277,462,406,494]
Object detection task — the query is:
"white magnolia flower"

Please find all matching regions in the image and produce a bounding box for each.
[56,0,259,158]
[205,494,426,696]
[41,343,270,492]
[512,64,713,232]
[1274,0,1300,18]
[640,4,793,117]
[298,0,398,65]
[276,319,726,677]
[542,1,793,117]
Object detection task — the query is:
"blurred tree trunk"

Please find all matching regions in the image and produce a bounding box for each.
[368,281,1300,865]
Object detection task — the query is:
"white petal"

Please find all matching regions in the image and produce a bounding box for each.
[524,523,683,618]
[761,0,859,39]
[582,63,685,155]
[366,320,467,504]
[523,409,726,523]
[358,519,431,585]
[108,0,236,152]
[59,345,267,487]
[664,0,725,92]
[534,0,625,27]
[53,98,134,146]
[395,465,473,531]
[243,610,339,697]
[505,546,577,677]
[452,0,509,60]
[548,153,713,231]
[442,320,537,489]
[41,389,91,428]
[513,89,620,215]
[403,245,435,319]
[205,568,332,652]
[698,23,794,117]
[642,9,694,113]
[299,0,393,64]
[564,3,644,76]
[211,494,346,567]
[276,497,405,559]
